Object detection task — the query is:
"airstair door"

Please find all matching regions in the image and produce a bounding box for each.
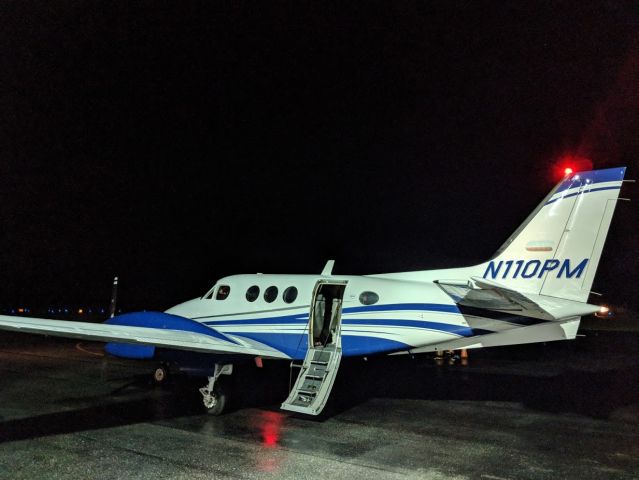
[281,280,347,415]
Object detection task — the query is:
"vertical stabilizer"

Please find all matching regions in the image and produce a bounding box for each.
[483,167,626,301]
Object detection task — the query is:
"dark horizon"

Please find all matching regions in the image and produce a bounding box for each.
[2,2,638,311]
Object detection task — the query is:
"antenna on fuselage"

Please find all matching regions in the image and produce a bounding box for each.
[108,276,119,318]
[321,260,335,276]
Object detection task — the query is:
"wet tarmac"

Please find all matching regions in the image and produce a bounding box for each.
[0,330,638,479]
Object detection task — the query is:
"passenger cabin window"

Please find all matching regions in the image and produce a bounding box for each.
[246,285,260,302]
[282,286,298,304]
[216,285,231,300]
[264,286,278,303]
[359,291,379,305]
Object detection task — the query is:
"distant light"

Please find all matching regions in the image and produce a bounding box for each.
[78,308,84,314]
[18,308,24,313]
[599,306,609,314]
[564,167,573,176]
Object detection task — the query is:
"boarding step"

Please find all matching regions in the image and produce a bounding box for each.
[281,344,342,415]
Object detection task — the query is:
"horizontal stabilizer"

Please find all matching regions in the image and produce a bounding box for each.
[436,277,600,321]
[0,315,289,359]
[403,318,581,354]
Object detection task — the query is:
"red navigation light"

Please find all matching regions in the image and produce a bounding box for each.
[552,155,592,182]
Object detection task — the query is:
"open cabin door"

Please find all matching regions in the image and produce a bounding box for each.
[281,280,347,415]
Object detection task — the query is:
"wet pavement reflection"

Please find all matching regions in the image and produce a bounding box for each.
[0,330,638,479]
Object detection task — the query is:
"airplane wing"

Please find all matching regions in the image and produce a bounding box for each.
[435,276,600,321]
[0,314,289,359]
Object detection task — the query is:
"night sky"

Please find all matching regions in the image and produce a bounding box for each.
[2,2,638,311]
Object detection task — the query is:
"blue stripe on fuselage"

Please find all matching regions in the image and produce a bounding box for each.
[203,312,308,326]
[202,303,460,327]
[342,318,473,337]
[343,303,459,314]
[225,331,411,359]
[201,303,467,357]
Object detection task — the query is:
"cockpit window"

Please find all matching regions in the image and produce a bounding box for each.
[204,286,216,299]
[246,285,260,302]
[216,285,231,300]
[264,286,278,303]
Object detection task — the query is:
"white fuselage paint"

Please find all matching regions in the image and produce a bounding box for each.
[165,274,472,360]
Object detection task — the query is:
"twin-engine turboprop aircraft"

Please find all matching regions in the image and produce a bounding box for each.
[0,167,630,415]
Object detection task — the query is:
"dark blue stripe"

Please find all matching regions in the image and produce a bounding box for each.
[343,318,473,337]
[226,332,306,358]
[554,167,626,194]
[107,311,239,344]
[545,185,621,205]
[340,336,411,357]
[203,311,308,326]
[342,329,400,335]
[105,343,155,359]
[203,303,460,327]
[227,331,411,359]
[343,303,459,314]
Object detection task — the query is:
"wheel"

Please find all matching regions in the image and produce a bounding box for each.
[203,383,227,416]
[152,365,169,384]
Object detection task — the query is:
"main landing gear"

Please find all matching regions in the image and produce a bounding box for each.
[152,364,169,384]
[199,363,233,415]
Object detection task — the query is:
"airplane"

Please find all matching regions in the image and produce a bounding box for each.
[0,166,630,416]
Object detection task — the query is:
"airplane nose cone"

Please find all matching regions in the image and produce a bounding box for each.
[164,298,203,317]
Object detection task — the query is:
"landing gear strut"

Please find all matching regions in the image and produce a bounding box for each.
[199,364,233,415]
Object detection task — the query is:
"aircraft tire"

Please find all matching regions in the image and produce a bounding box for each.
[204,383,227,416]
[152,364,169,385]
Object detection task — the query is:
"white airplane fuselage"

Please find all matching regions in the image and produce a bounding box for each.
[165,273,469,360]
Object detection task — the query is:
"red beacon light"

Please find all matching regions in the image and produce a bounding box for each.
[564,167,573,176]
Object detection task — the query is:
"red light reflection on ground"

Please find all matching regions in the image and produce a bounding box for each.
[253,410,286,473]
[259,410,283,448]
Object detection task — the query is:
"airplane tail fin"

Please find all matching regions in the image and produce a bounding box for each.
[482,167,627,302]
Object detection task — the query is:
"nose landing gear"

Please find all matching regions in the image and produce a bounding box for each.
[199,363,233,415]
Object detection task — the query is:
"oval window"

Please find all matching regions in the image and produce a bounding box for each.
[216,285,231,300]
[282,286,298,304]
[246,285,260,302]
[359,291,379,305]
[264,286,278,303]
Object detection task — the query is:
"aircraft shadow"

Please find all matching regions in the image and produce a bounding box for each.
[0,375,206,444]
[0,364,291,444]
